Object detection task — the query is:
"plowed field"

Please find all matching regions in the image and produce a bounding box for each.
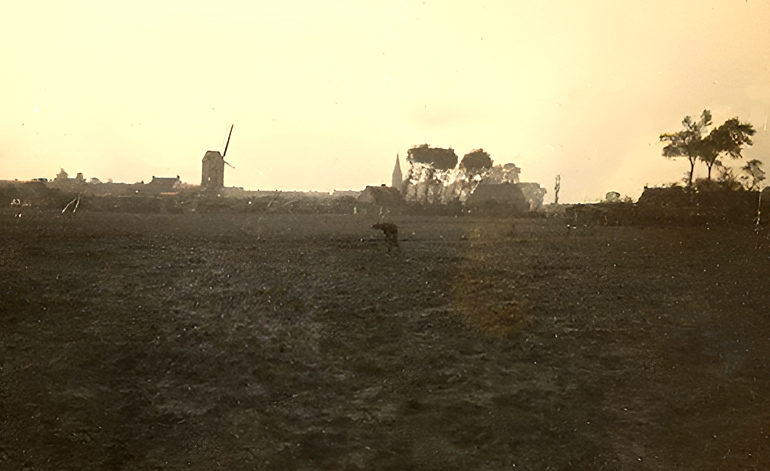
[2,212,769,470]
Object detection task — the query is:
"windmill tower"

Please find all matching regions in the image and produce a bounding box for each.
[201,125,234,190]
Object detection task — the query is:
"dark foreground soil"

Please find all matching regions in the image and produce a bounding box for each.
[2,211,770,470]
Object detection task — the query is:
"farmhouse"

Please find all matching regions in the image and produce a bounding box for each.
[358,185,405,207]
[465,182,530,213]
[146,176,181,194]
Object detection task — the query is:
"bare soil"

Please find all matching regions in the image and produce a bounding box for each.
[2,211,770,470]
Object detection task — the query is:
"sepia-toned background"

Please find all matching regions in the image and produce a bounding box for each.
[2,0,769,202]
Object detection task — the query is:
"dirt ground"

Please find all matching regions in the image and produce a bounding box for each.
[2,211,770,470]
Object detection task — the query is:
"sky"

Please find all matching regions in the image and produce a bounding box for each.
[2,0,769,202]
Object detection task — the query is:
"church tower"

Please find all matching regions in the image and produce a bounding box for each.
[391,153,403,192]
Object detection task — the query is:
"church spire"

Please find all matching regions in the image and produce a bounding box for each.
[391,153,403,191]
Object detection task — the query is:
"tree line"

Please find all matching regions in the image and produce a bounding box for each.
[660,110,764,190]
[406,144,493,173]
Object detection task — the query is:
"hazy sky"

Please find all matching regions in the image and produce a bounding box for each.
[2,0,769,202]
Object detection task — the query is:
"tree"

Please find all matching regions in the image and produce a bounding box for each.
[714,164,743,191]
[483,163,521,184]
[660,110,712,188]
[407,144,458,170]
[740,159,765,190]
[554,175,561,204]
[700,118,756,180]
[459,149,493,174]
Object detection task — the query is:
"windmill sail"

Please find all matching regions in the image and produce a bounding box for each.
[222,124,234,157]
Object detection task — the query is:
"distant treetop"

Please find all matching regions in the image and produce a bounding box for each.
[406,144,458,170]
[459,149,493,173]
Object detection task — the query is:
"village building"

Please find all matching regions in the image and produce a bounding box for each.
[147,176,182,194]
[465,182,530,213]
[358,184,405,207]
[465,181,547,213]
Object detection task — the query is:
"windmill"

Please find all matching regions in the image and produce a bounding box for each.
[201,124,234,189]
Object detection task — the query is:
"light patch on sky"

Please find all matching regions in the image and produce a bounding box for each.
[1,0,769,202]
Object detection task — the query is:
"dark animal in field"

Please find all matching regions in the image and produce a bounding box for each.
[372,222,399,251]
